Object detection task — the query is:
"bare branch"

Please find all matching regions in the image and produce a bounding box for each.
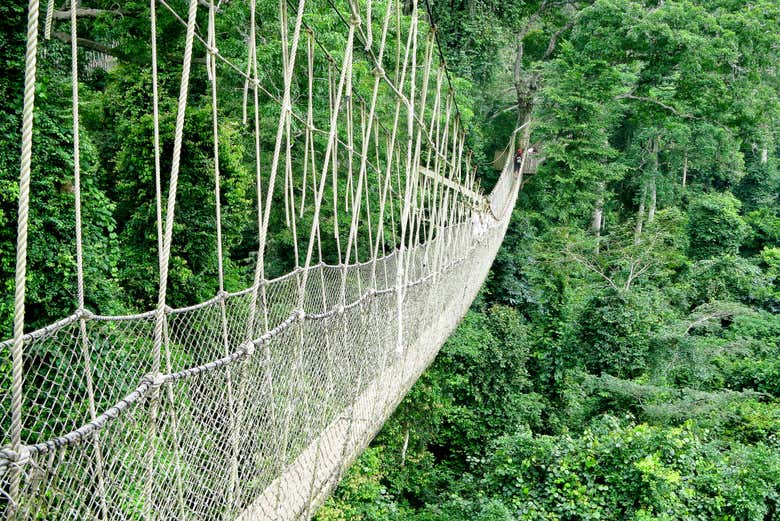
[541,1,595,59]
[52,8,123,19]
[565,248,620,292]
[617,93,691,119]
[624,260,651,291]
[51,31,122,58]
[684,311,735,335]
[542,19,574,59]
[488,104,519,121]
[617,93,734,136]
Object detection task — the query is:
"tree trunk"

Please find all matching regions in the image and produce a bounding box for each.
[682,154,688,187]
[400,426,410,466]
[761,123,769,164]
[648,178,657,222]
[648,136,658,222]
[591,181,604,254]
[514,38,535,134]
[634,185,646,244]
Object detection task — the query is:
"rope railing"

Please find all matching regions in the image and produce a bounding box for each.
[1,0,524,518]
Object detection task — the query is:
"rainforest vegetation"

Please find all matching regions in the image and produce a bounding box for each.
[1,0,779,519]
[317,1,780,519]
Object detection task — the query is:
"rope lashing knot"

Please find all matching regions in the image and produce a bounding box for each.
[0,446,31,474]
[207,45,219,56]
[372,66,385,78]
[217,290,229,301]
[0,447,15,466]
[16,446,30,467]
[348,14,361,26]
[148,372,166,390]
[76,308,94,320]
[241,341,255,358]
[337,304,345,315]
[294,308,306,321]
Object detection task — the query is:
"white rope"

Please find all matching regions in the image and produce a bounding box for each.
[396,0,419,355]
[406,30,435,269]
[44,0,54,39]
[298,10,358,307]
[205,1,240,510]
[67,3,110,517]
[300,30,315,218]
[259,0,307,276]
[145,0,200,515]
[245,0,268,342]
[8,0,39,510]
[345,0,393,281]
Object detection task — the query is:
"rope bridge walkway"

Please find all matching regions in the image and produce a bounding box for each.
[1,0,529,518]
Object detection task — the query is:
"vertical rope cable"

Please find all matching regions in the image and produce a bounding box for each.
[69,2,109,517]
[297,10,357,308]
[346,0,392,285]
[300,30,314,218]
[150,2,186,515]
[9,0,40,511]
[258,0,307,282]
[396,0,418,356]
[205,1,240,513]
[44,0,54,39]
[145,0,200,515]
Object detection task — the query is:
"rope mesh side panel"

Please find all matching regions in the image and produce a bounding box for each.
[0,0,524,518]
[0,199,519,519]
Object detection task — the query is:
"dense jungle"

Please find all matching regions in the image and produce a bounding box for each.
[317,1,780,519]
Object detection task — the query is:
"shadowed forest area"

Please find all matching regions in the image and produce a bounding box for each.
[318,1,780,519]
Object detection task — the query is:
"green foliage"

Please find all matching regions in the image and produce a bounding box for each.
[2,0,779,517]
[744,208,780,255]
[317,448,398,521]
[323,0,780,518]
[575,290,669,378]
[682,255,770,306]
[480,417,780,521]
[686,192,750,260]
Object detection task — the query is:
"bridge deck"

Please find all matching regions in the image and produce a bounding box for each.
[236,215,509,520]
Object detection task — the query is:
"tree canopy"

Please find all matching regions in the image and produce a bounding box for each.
[318,0,780,519]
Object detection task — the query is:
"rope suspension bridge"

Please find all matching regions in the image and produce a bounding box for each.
[1,0,533,518]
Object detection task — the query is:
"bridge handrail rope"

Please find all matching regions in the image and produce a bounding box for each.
[2,0,525,517]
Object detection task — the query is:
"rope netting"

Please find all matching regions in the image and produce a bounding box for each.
[0,0,525,518]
